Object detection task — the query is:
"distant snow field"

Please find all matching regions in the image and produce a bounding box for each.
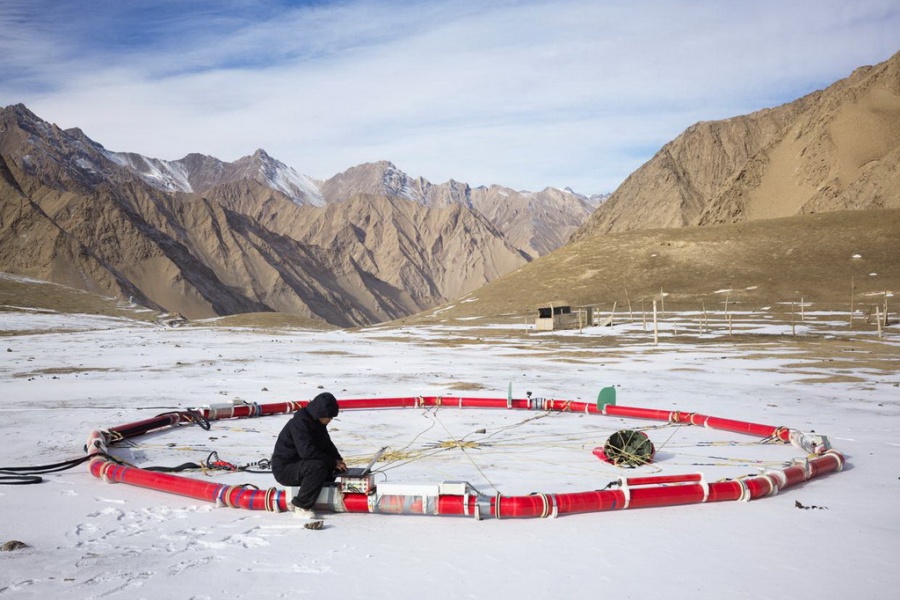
[1,310,898,599]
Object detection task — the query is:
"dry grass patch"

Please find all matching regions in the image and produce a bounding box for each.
[363,335,419,345]
[443,382,488,391]
[795,375,870,384]
[14,366,114,378]
[0,275,156,321]
[422,337,499,348]
[2,328,81,337]
[205,312,335,330]
[403,209,900,324]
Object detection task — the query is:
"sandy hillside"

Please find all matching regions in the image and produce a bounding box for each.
[406,209,900,323]
[574,51,900,240]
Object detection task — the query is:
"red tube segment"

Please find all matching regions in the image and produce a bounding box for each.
[622,473,704,486]
[199,401,300,420]
[109,413,181,440]
[89,457,290,512]
[707,480,747,503]
[746,450,845,500]
[332,453,845,518]
[336,397,418,410]
[604,405,674,421]
[131,396,794,448]
[553,491,622,515]
[170,396,792,444]
[680,413,786,440]
[626,484,707,509]
[86,451,845,518]
[436,495,468,516]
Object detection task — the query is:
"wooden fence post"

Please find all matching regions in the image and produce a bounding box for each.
[652,300,659,345]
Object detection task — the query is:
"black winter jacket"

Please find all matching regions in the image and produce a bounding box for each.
[272,393,342,482]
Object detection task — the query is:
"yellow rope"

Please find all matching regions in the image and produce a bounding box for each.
[431,409,501,494]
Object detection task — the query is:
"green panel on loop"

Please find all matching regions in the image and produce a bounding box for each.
[597,386,616,410]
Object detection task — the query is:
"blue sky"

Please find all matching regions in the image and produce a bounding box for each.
[1,0,898,194]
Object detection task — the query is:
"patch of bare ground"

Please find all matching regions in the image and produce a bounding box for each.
[443,382,488,391]
[794,374,869,384]
[398,310,899,386]
[204,312,335,331]
[13,366,114,378]
[421,337,492,348]
[0,276,337,332]
[685,331,895,384]
[362,335,418,345]
[0,275,156,321]
[768,337,900,384]
[2,328,80,337]
[795,371,869,383]
[400,209,899,325]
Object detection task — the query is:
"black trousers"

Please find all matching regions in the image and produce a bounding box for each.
[276,458,332,509]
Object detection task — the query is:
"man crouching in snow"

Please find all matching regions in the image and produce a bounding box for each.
[272,392,347,518]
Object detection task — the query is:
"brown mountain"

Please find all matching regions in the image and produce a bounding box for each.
[185,182,528,323]
[572,50,900,240]
[0,104,527,325]
[110,154,597,260]
[468,185,602,257]
[320,160,599,258]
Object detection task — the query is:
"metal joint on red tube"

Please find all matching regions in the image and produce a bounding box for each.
[823,449,845,471]
[475,495,492,520]
[736,478,751,502]
[758,473,779,496]
[699,476,710,502]
[764,469,788,491]
[531,492,558,518]
[615,477,632,509]
[85,429,109,456]
[792,457,812,479]
[97,459,117,484]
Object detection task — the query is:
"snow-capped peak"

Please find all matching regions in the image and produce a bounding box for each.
[250,149,325,207]
[106,152,193,193]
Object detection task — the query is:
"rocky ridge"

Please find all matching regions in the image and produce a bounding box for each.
[572,50,900,241]
[319,160,603,258]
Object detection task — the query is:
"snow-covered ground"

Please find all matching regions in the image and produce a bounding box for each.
[1,310,898,599]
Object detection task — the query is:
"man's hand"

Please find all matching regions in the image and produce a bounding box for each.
[334,460,347,472]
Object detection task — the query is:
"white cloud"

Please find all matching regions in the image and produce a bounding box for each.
[2,0,898,193]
